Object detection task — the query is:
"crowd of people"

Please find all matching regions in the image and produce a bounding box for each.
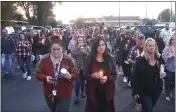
[1,23,175,112]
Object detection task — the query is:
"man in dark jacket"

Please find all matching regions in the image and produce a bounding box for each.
[28,30,40,66]
[155,30,165,54]
[1,29,15,78]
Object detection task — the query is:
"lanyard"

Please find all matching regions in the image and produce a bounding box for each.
[53,63,60,89]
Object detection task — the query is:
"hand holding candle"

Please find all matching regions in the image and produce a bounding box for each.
[99,70,104,78]
[61,68,67,75]
[160,64,166,78]
[91,71,103,79]
[100,76,108,84]
[61,68,71,80]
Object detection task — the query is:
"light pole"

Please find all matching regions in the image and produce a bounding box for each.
[119,2,120,27]
[145,3,148,18]
[170,2,172,22]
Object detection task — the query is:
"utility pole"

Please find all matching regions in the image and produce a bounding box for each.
[119,2,120,27]
[145,3,148,18]
[170,2,172,22]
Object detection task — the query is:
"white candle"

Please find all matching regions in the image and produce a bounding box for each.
[61,68,67,75]
[160,64,165,73]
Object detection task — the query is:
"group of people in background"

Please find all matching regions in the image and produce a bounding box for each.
[1,23,175,112]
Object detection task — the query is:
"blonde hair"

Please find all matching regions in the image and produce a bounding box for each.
[141,38,161,60]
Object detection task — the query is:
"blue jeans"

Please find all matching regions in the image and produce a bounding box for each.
[1,53,13,75]
[18,56,31,76]
[75,70,85,97]
[140,92,161,112]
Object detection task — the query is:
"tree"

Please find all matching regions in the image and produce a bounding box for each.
[142,18,152,25]
[157,9,173,22]
[13,12,25,21]
[16,1,58,25]
[74,18,85,28]
[45,18,57,26]
[1,1,17,20]
[57,20,63,25]
[16,2,37,24]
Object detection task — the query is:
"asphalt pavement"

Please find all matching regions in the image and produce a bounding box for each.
[1,60,175,112]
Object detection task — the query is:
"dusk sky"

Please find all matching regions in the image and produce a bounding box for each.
[53,2,175,23]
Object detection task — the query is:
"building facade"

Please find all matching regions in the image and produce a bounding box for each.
[69,16,142,27]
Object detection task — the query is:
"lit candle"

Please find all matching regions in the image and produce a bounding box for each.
[160,64,165,73]
[99,71,104,77]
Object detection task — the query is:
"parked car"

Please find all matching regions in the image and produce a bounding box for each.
[13,26,26,33]
[1,26,15,34]
[25,25,43,34]
[133,25,158,39]
[23,29,37,37]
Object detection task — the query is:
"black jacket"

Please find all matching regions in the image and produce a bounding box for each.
[132,56,165,96]
[155,37,165,54]
[37,38,51,55]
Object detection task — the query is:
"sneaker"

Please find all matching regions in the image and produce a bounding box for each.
[166,96,171,101]
[27,76,31,80]
[74,97,80,104]
[23,72,27,79]
[123,77,127,83]
[17,66,20,68]
[128,81,131,87]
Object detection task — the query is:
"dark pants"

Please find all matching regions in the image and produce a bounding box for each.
[18,56,31,76]
[75,70,85,97]
[122,63,132,82]
[85,99,115,112]
[45,95,71,112]
[140,92,161,112]
[164,70,175,96]
[33,51,37,65]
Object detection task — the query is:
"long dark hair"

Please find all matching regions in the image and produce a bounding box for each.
[88,36,112,70]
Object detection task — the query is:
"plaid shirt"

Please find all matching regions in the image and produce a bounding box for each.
[71,46,90,72]
[128,45,143,64]
[16,40,32,58]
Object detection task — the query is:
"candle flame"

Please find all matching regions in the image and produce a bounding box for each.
[99,71,103,75]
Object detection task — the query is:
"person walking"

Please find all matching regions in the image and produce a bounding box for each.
[71,35,90,104]
[16,32,32,80]
[36,39,79,112]
[85,36,117,112]
[132,38,166,112]
[162,35,175,101]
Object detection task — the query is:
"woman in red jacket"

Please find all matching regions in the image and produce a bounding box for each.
[35,39,79,112]
[85,36,117,112]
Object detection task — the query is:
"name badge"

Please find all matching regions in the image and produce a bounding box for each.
[52,90,57,96]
